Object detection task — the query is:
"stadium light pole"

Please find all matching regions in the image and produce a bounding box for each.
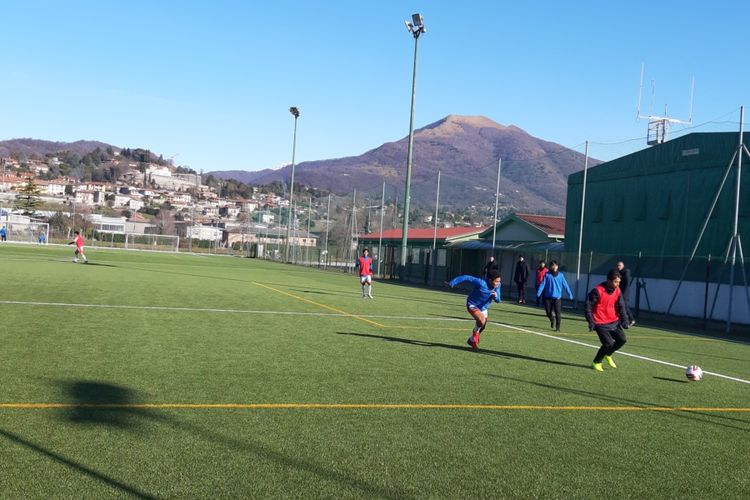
[285,106,300,262]
[574,140,590,308]
[399,13,426,268]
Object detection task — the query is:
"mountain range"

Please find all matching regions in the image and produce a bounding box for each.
[210,115,599,215]
[1,115,598,215]
[0,138,117,158]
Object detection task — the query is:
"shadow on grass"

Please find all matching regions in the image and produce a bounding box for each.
[58,381,148,429]
[0,426,158,499]
[48,380,409,499]
[484,373,750,432]
[81,262,118,268]
[288,288,342,296]
[627,342,750,364]
[337,331,590,369]
[653,376,689,384]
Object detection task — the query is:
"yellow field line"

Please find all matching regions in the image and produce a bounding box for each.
[253,282,385,328]
[1,403,748,412]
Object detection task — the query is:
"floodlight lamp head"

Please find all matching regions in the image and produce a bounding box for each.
[406,13,425,37]
[289,106,300,119]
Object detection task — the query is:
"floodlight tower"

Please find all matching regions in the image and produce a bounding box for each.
[285,106,300,262]
[637,64,695,145]
[399,13,426,268]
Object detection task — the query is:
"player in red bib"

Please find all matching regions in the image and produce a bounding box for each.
[585,269,629,372]
[68,230,88,263]
[356,248,374,299]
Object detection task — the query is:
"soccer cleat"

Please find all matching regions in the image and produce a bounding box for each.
[467,332,480,350]
[604,355,617,368]
[550,319,555,329]
[368,294,373,299]
[592,362,604,372]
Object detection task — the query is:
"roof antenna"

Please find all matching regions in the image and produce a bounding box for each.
[637,63,695,146]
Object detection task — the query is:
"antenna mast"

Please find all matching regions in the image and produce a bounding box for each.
[636,63,695,145]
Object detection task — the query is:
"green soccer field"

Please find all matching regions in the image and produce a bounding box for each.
[1,244,748,499]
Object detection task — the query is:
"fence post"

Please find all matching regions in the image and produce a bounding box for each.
[584,251,593,297]
[703,254,711,328]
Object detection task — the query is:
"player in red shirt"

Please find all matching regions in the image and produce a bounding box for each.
[356,248,374,299]
[68,230,88,263]
[535,260,548,307]
[585,269,629,372]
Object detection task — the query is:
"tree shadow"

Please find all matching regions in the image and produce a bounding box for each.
[57,380,148,429]
[337,331,590,369]
[49,380,409,499]
[484,373,750,432]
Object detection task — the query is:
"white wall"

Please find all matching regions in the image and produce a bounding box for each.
[570,274,750,326]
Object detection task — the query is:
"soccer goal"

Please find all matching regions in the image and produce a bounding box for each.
[3,221,50,244]
[92,230,180,252]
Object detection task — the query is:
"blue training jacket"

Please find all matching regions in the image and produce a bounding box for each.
[449,275,501,311]
[537,271,573,299]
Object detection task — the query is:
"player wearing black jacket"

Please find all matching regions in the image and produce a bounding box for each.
[585,269,630,372]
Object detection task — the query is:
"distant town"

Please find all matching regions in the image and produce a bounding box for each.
[0,146,490,259]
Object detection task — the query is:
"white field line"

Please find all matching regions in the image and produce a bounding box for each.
[2,299,748,385]
[495,322,750,385]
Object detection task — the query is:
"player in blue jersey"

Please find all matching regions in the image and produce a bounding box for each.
[446,270,502,349]
[536,260,572,331]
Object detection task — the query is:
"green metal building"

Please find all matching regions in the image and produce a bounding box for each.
[566,132,750,281]
[565,132,750,326]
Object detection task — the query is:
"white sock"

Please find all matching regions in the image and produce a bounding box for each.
[368,285,372,296]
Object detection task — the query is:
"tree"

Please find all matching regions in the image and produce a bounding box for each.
[48,211,69,236]
[14,180,42,215]
[155,208,176,235]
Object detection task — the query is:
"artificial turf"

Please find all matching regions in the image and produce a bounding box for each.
[0,244,748,498]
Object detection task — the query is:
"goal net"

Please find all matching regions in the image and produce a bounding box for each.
[3,221,50,244]
[92,230,180,252]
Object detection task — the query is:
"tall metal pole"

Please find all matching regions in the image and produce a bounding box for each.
[324,193,331,269]
[189,203,194,253]
[350,190,357,272]
[574,140,590,305]
[306,196,312,265]
[399,24,423,267]
[727,106,744,332]
[492,158,501,249]
[377,182,385,276]
[285,107,300,262]
[432,171,441,250]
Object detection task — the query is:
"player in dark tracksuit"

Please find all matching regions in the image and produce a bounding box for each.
[585,269,630,372]
[616,261,635,326]
[536,260,572,331]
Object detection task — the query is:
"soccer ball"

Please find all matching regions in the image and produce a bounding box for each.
[685,365,703,381]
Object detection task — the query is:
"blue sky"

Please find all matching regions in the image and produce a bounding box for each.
[2,0,749,172]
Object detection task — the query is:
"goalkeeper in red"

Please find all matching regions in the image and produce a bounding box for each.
[447,270,501,349]
[356,248,374,299]
[68,230,88,264]
[585,269,629,372]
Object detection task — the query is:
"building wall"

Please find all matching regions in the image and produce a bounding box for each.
[566,132,750,280]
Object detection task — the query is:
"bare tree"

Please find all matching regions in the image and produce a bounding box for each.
[155,208,176,235]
